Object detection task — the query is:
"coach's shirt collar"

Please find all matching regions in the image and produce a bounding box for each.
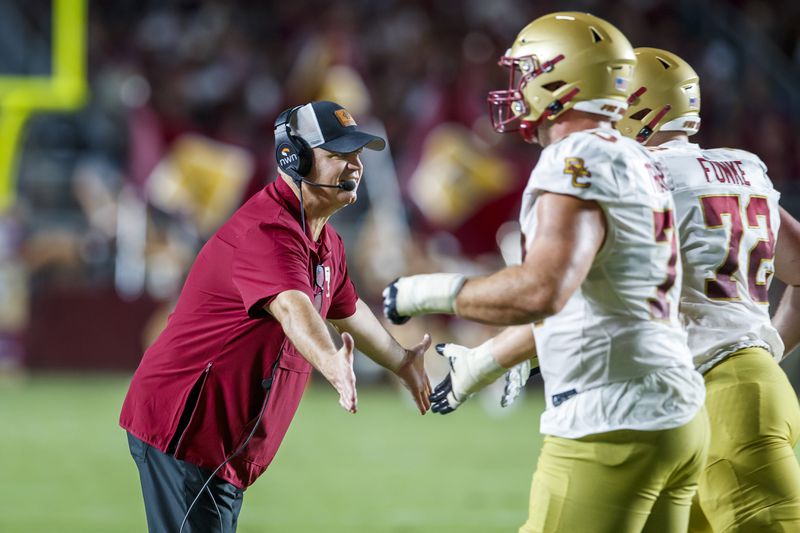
[273,176,330,251]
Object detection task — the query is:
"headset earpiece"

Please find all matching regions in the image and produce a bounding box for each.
[293,136,312,176]
[274,106,313,177]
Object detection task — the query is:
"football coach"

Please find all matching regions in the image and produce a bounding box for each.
[120,101,432,533]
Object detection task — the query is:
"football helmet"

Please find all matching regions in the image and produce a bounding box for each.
[487,12,636,144]
[617,47,701,144]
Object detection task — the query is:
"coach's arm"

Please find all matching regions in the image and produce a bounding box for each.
[329,299,432,414]
[268,290,357,412]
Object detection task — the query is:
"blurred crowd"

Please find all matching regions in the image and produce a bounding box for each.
[2,0,799,374]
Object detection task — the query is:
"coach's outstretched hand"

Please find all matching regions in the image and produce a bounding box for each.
[429,340,506,415]
[382,273,467,325]
[333,332,358,413]
[394,334,433,414]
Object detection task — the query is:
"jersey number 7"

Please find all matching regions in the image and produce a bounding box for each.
[699,194,775,303]
[649,209,678,320]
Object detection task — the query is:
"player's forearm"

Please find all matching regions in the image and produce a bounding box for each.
[775,208,800,286]
[383,193,603,327]
[330,299,406,371]
[268,291,340,379]
[454,266,562,326]
[490,325,538,368]
[455,197,601,325]
[774,285,800,359]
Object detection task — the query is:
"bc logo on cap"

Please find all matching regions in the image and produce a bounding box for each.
[334,109,356,127]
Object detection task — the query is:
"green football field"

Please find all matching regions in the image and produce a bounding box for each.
[0,375,544,532]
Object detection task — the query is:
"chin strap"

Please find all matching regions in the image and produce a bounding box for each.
[636,104,672,143]
[519,87,581,144]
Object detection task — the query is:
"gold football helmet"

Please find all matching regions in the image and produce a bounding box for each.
[487,12,636,144]
[617,47,701,144]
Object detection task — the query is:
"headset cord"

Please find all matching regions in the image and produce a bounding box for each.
[295,175,307,235]
[206,485,223,533]
[178,352,283,533]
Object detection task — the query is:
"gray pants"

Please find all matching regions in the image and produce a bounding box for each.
[127,432,244,533]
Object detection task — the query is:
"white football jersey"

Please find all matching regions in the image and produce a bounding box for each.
[651,139,783,373]
[520,127,704,439]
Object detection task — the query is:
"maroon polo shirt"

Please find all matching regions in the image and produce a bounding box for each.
[120,177,358,489]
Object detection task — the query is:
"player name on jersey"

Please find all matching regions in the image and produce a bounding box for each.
[696,158,751,186]
[651,138,783,372]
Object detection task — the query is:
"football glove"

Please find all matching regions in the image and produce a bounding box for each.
[382,273,466,325]
[500,357,540,408]
[429,339,505,414]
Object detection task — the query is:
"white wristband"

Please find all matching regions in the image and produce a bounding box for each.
[460,338,506,396]
[394,273,466,317]
[442,338,506,399]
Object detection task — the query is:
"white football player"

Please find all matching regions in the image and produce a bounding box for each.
[617,47,800,532]
[383,13,708,533]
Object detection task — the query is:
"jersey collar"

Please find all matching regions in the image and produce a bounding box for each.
[273,176,330,249]
[660,138,699,150]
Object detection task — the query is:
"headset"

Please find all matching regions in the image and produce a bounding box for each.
[272,105,356,234]
[274,105,313,180]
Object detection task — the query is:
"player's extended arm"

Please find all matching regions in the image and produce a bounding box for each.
[430,324,538,414]
[329,299,432,414]
[384,192,606,326]
[268,290,357,413]
[772,207,800,357]
[774,287,800,358]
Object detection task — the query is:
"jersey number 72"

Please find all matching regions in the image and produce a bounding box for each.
[699,194,775,303]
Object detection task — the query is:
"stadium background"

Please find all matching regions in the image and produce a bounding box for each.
[0,0,798,531]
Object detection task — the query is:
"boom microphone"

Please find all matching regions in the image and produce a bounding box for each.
[300,178,357,191]
[289,175,358,234]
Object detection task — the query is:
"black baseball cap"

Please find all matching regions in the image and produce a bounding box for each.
[290,101,386,153]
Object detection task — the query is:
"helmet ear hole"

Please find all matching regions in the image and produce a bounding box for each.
[542,81,566,92]
[629,108,651,121]
[590,27,603,42]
